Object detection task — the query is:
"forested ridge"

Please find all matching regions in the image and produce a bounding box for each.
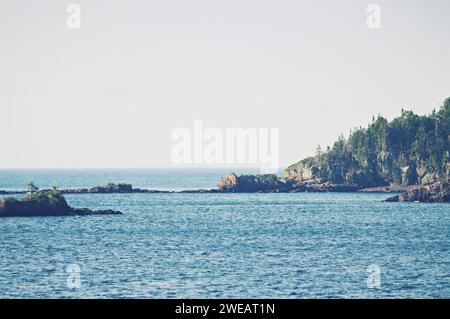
[285,98,450,187]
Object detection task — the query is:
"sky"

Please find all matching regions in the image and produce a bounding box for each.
[0,0,449,169]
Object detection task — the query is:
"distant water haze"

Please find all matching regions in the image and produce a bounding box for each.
[1,0,449,168]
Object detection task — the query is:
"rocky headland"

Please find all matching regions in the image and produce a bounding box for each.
[212,98,450,201]
[280,98,450,203]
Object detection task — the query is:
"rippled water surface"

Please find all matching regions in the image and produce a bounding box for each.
[0,170,449,298]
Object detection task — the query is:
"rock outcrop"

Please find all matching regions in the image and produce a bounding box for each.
[217,173,359,193]
[283,162,318,182]
[87,183,133,193]
[0,190,122,217]
[385,181,450,203]
[217,173,293,193]
[217,173,239,191]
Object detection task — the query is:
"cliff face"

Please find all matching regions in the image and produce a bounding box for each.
[285,98,450,188]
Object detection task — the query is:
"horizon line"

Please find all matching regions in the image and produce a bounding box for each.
[0,166,289,171]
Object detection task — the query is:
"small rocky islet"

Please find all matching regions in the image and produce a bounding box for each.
[0,188,122,217]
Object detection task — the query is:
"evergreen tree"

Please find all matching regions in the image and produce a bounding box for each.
[289,98,450,186]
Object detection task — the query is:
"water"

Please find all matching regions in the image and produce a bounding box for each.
[0,168,257,192]
[0,169,449,298]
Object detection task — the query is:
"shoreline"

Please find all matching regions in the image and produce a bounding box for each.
[0,183,417,195]
[1,172,447,203]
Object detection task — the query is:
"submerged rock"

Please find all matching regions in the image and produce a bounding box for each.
[385,181,450,203]
[385,194,400,202]
[0,190,122,217]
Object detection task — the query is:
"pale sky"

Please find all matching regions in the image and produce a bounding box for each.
[1,0,449,169]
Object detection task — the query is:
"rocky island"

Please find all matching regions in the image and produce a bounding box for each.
[0,187,122,217]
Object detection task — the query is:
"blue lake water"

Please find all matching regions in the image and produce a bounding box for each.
[0,169,449,298]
